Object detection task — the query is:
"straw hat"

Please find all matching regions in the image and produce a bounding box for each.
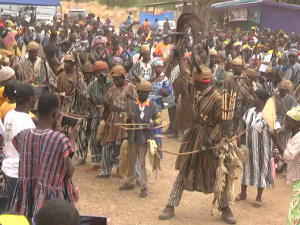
[232,58,242,66]
[192,65,211,81]
[135,79,153,92]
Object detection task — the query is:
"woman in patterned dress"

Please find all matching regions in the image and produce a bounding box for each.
[236,89,280,207]
[149,58,172,156]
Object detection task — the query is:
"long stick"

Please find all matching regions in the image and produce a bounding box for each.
[225,90,227,120]
[94,95,125,112]
[65,77,95,109]
[157,128,250,156]
[222,90,225,120]
[293,84,300,97]
[115,122,169,130]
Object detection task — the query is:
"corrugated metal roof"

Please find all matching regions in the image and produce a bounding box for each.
[211,0,300,11]
[0,0,60,6]
[211,0,262,9]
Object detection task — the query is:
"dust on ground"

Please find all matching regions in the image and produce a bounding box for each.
[73,110,291,225]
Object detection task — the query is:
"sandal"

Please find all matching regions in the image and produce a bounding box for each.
[253,201,262,208]
[235,194,247,201]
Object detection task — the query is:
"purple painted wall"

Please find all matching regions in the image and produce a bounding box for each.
[261,5,300,34]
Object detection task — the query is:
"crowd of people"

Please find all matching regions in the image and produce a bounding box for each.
[0,8,299,225]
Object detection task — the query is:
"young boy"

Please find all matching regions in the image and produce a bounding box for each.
[119,79,161,198]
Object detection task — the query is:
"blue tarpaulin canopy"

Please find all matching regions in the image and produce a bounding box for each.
[0,0,60,6]
[140,11,175,27]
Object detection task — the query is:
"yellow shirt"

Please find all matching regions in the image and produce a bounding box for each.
[0,87,8,107]
[0,102,35,123]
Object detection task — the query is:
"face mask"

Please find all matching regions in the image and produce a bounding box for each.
[138,94,148,103]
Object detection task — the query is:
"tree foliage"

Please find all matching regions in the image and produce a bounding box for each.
[97,0,141,7]
[186,0,227,24]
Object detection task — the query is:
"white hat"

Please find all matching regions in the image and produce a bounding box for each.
[0,66,15,82]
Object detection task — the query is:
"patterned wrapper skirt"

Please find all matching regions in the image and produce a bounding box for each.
[287,180,300,225]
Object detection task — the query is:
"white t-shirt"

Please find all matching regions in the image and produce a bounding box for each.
[2,110,36,178]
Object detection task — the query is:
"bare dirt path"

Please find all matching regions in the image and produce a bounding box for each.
[73,111,291,225]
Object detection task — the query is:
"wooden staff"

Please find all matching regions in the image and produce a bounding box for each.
[222,90,225,120]
[61,112,85,119]
[225,90,228,120]
[293,84,300,97]
[65,77,95,109]
[115,122,169,131]
[157,128,250,156]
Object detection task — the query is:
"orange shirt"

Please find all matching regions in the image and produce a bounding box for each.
[0,102,35,123]
[142,21,151,28]
[153,43,171,61]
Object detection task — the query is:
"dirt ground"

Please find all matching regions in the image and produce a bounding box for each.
[73,111,291,225]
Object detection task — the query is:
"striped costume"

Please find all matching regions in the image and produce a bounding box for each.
[10,129,79,220]
[87,78,112,165]
[167,89,228,209]
[241,108,280,188]
[100,82,136,176]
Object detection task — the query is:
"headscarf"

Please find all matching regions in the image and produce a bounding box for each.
[7,21,14,28]
[112,56,124,65]
[255,89,270,101]
[93,61,108,71]
[152,57,163,67]
[0,214,29,225]
[289,48,298,56]
[287,106,300,121]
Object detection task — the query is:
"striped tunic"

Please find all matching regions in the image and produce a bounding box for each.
[175,89,223,193]
[10,129,79,219]
[241,108,280,188]
[87,78,112,129]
